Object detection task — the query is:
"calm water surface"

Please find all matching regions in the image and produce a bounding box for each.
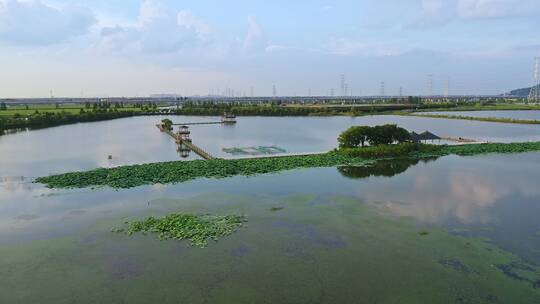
[1,115,540,176]
[1,116,539,303]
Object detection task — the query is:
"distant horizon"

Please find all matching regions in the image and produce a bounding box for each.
[0,92,530,101]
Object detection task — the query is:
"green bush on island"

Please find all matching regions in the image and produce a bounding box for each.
[113,213,247,248]
[338,124,411,148]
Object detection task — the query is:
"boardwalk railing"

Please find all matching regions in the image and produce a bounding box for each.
[157,124,215,160]
[182,141,214,160]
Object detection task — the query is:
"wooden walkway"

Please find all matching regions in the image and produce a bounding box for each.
[181,141,214,160]
[157,125,215,160]
[172,122,223,126]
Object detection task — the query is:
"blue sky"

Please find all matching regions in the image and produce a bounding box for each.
[0,0,539,97]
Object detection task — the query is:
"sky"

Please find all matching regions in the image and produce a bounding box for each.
[0,0,539,98]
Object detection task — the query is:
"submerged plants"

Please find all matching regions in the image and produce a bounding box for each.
[113,213,247,248]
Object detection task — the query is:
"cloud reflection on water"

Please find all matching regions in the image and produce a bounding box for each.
[359,155,540,226]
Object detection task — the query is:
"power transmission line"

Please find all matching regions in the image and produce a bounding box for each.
[529,57,539,103]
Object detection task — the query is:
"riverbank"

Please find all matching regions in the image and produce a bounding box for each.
[36,141,540,189]
[411,104,540,112]
[3,102,539,133]
[409,113,540,125]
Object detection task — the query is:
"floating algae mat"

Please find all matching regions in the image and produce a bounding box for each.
[222,145,287,155]
[113,213,247,248]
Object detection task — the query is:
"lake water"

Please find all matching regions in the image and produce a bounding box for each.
[422,110,540,120]
[1,115,540,303]
[2,114,540,177]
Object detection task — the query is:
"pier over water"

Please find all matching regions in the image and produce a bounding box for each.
[157,112,236,160]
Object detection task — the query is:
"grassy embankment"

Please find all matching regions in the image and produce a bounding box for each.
[408,113,540,125]
[0,104,145,116]
[36,141,540,189]
[0,103,420,132]
[3,102,537,132]
[0,104,156,132]
[387,103,540,124]
[411,103,540,112]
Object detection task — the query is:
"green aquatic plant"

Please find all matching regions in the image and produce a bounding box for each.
[113,213,247,248]
[36,153,373,189]
[35,142,540,189]
[412,141,540,157]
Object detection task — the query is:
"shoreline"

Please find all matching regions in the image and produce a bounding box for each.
[408,113,540,125]
[4,103,540,133]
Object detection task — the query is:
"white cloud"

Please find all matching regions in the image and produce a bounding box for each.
[138,0,164,26]
[409,0,458,28]
[323,37,407,56]
[177,10,211,35]
[320,5,334,12]
[456,0,538,19]
[0,0,95,45]
[100,0,211,54]
[410,0,540,28]
[243,16,266,52]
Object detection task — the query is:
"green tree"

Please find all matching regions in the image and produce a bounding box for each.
[338,127,359,148]
[393,127,411,143]
[408,96,422,104]
[368,125,393,146]
[338,126,371,148]
[0,102,6,111]
[339,124,411,148]
[161,119,173,131]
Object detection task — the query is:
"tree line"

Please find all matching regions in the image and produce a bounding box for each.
[84,101,159,110]
[0,100,456,134]
[174,103,452,117]
[0,109,142,132]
